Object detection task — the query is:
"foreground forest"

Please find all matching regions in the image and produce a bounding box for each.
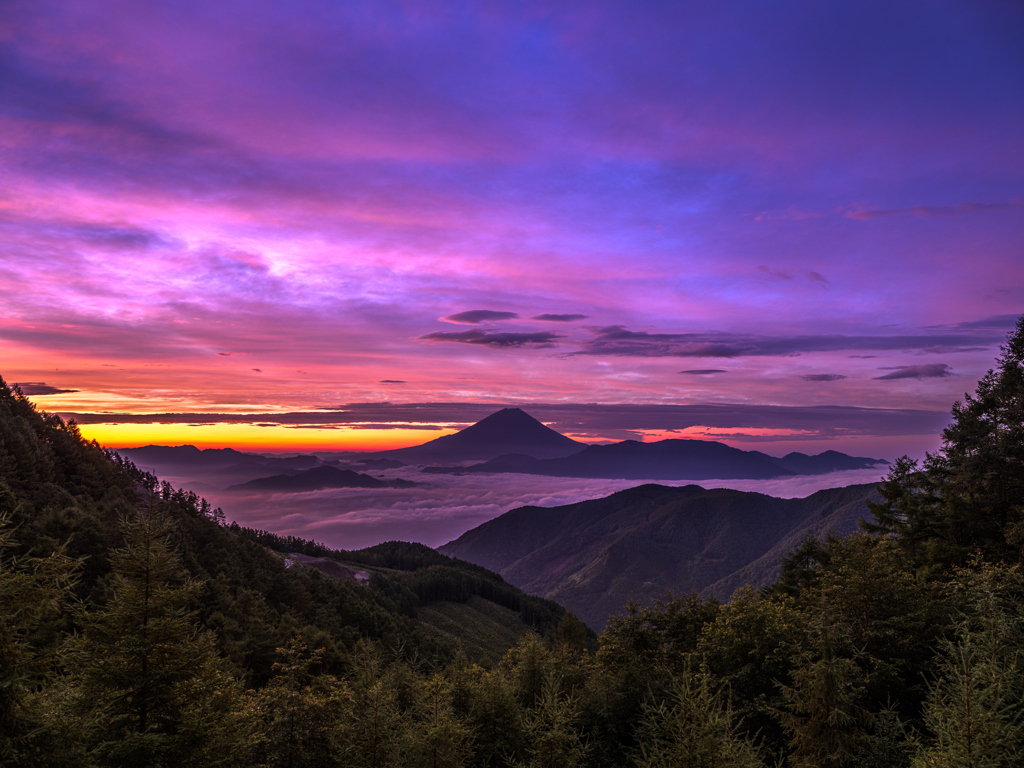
[2,317,1023,767]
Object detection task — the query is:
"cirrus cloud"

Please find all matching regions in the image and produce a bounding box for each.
[801,374,847,382]
[532,313,588,322]
[418,329,562,348]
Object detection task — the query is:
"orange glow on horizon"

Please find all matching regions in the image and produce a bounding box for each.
[79,422,458,453]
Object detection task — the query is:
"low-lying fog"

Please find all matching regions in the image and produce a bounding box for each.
[160,466,890,551]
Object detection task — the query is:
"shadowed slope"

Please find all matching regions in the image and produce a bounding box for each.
[439,482,879,630]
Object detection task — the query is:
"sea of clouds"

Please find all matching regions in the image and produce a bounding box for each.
[168,466,891,552]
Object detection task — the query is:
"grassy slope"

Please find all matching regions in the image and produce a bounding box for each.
[416,597,531,665]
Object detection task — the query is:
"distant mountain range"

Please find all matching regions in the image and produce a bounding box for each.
[119,407,887,490]
[421,416,887,480]
[120,444,319,470]
[439,482,880,630]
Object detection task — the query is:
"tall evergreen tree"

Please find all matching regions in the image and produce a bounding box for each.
[246,637,350,768]
[634,666,764,768]
[867,316,1024,570]
[778,595,874,768]
[467,669,524,768]
[913,562,1024,768]
[404,672,473,768]
[0,518,80,766]
[346,643,405,768]
[929,316,1024,563]
[69,511,250,767]
[516,675,588,768]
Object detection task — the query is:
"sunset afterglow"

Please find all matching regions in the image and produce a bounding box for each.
[3,1,1022,458]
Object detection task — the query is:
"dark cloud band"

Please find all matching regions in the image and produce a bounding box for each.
[576,325,1007,358]
[419,329,561,347]
[15,382,79,395]
[441,310,519,324]
[532,313,588,322]
[59,401,949,438]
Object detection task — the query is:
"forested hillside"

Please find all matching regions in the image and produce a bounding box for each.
[2,319,1024,767]
[0,379,584,765]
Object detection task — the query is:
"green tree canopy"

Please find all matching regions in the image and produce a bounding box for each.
[867,316,1024,572]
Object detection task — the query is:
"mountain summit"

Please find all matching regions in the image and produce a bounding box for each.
[383,407,584,463]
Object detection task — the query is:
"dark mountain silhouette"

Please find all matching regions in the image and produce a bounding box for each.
[120,445,319,470]
[439,482,879,630]
[120,415,886,487]
[751,449,888,474]
[424,439,887,480]
[379,407,584,463]
[227,465,419,492]
[120,444,257,467]
[118,446,325,488]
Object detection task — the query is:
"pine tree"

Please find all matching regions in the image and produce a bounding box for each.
[346,643,405,768]
[467,668,525,768]
[69,511,251,767]
[246,637,351,768]
[0,517,80,765]
[913,562,1024,768]
[866,316,1024,571]
[929,316,1024,563]
[516,675,588,768]
[404,672,473,768]
[635,666,764,768]
[777,593,889,768]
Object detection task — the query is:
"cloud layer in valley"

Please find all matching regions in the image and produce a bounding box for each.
[169,466,894,551]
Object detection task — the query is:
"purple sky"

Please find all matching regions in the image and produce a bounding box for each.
[3,0,1023,458]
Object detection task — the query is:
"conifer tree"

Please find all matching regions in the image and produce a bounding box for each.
[867,316,1024,570]
[503,635,558,708]
[404,672,473,768]
[516,675,588,768]
[247,637,350,768]
[0,517,80,765]
[635,667,764,768]
[913,562,1024,768]
[467,668,525,768]
[697,587,803,755]
[929,316,1024,563]
[69,511,250,767]
[778,594,881,768]
[346,643,405,768]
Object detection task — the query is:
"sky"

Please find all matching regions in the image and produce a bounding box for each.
[3,0,1023,459]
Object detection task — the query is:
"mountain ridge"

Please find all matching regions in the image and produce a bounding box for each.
[118,409,888,485]
[439,482,880,630]
[424,438,887,480]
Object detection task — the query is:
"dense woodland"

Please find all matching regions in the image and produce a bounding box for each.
[2,317,1023,767]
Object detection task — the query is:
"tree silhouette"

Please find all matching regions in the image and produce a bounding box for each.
[70,511,249,767]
